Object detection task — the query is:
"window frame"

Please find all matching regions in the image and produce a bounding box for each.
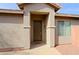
[57,20,71,36]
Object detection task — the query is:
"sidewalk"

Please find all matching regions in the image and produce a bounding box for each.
[0,44,79,55]
[0,45,60,55]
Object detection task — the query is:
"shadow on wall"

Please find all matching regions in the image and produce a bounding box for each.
[0,14,23,24]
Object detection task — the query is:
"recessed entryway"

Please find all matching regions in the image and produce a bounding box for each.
[30,14,48,48]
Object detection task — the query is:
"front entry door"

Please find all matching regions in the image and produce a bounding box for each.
[33,20,42,42]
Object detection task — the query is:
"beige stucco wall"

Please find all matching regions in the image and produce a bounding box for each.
[23,3,56,48]
[0,14,24,48]
[56,17,79,47]
[71,19,79,47]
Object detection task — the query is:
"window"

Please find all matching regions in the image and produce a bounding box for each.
[58,21,71,36]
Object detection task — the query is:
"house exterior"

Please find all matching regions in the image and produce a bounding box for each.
[0,3,79,51]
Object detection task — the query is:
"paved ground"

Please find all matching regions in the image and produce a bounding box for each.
[56,44,79,55]
[0,44,79,55]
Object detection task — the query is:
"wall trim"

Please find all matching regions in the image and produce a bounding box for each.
[47,26,56,28]
[24,26,31,29]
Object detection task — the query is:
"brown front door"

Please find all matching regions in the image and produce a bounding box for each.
[33,20,42,42]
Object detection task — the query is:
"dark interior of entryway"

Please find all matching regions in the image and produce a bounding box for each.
[33,20,42,43]
[30,13,48,49]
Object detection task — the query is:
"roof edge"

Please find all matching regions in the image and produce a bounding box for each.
[47,3,61,11]
[17,3,61,11]
[56,13,79,18]
[0,9,23,14]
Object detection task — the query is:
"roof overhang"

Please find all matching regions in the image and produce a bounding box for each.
[0,9,23,14]
[56,13,79,18]
[17,3,61,12]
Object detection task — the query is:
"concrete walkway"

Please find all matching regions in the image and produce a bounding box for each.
[56,44,79,55]
[0,44,79,55]
[29,45,61,55]
[0,45,61,55]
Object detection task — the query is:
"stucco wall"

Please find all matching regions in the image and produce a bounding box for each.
[24,3,56,48]
[0,14,24,48]
[56,17,79,47]
[71,20,79,47]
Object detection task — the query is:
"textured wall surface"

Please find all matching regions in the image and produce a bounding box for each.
[71,20,79,47]
[0,14,24,48]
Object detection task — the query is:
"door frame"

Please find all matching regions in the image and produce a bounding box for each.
[30,14,47,45]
